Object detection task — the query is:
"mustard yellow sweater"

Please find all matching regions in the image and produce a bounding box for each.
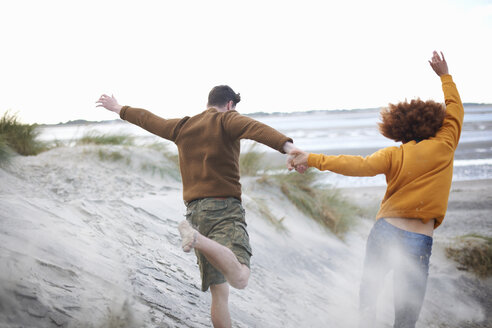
[307,75,463,228]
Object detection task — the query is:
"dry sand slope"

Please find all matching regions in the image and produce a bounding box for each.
[0,145,490,328]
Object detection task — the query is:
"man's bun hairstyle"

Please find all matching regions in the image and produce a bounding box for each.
[207,85,241,108]
[379,98,446,143]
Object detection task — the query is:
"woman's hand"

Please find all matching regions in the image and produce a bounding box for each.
[287,148,309,173]
[429,51,449,77]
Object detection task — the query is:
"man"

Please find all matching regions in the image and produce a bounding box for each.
[96,86,296,327]
[289,51,463,327]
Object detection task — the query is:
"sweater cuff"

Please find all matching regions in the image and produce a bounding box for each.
[307,153,320,167]
[119,106,130,120]
[440,74,453,83]
[278,137,294,154]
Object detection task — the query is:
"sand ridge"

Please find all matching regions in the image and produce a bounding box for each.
[0,145,489,327]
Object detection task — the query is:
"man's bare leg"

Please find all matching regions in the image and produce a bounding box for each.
[179,221,250,289]
[210,283,231,328]
[195,233,250,289]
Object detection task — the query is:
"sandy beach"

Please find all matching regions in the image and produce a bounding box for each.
[0,144,491,327]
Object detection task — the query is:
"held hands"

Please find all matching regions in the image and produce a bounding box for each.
[283,142,307,173]
[286,148,310,174]
[96,94,123,115]
[428,51,449,77]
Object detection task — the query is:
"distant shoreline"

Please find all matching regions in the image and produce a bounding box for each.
[38,102,492,127]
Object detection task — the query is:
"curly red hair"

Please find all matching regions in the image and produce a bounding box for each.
[378,99,445,143]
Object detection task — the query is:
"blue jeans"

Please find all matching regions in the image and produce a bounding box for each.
[359,219,433,328]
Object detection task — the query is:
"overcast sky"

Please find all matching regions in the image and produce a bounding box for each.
[1,0,491,124]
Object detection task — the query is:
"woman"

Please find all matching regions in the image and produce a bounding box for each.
[289,51,463,327]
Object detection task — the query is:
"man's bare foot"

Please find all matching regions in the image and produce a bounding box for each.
[178,220,198,252]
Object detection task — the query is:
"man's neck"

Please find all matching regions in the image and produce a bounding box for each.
[211,106,234,113]
[209,101,235,113]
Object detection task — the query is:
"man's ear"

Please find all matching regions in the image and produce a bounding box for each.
[226,100,234,111]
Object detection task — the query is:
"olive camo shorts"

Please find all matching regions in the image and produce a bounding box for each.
[185,197,252,292]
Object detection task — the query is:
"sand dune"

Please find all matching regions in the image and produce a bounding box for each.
[0,145,489,327]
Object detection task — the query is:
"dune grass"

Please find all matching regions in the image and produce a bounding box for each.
[81,139,181,181]
[240,144,265,176]
[258,170,359,238]
[140,161,181,181]
[76,131,135,146]
[97,149,128,163]
[239,143,359,237]
[0,135,14,165]
[251,197,288,232]
[146,142,179,168]
[445,234,492,278]
[77,131,134,165]
[0,111,46,156]
[141,142,180,180]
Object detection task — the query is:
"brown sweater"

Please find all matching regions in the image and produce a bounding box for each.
[120,106,292,202]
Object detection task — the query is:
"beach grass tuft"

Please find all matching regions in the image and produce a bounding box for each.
[140,161,181,181]
[97,149,128,163]
[146,142,179,168]
[142,142,180,180]
[251,197,288,232]
[238,144,360,237]
[81,140,181,181]
[0,135,14,165]
[258,169,359,238]
[76,131,135,146]
[445,234,492,278]
[240,143,265,176]
[0,111,47,156]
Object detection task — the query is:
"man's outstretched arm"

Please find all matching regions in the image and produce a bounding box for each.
[222,111,294,154]
[96,94,185,142]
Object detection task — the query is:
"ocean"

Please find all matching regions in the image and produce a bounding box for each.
[39,105,492,187]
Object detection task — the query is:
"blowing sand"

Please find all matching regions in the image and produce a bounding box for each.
[0,145,490,327]
[339,179,492,327]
